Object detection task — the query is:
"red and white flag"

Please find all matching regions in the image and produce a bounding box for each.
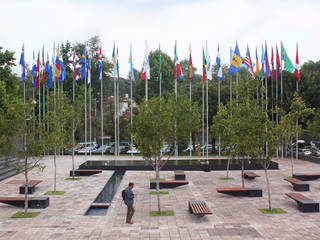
[294,43,300,82]
[141,41,150,81]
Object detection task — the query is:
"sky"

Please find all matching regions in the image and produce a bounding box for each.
[1,0,320,78]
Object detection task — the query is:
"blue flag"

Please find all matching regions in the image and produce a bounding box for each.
[80,46,86,80]
[45,53,52,88]
[129,44,135,81]
[216,44,223,80]
[59,48,65,83]
[31,51,37,88]
[261,45,265,79]
[229,42,242,75]
[98,48,102,81]
[19,44,25,81]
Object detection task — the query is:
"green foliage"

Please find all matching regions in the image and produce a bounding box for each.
[11,211,40,218]
[218,177,235,180]
[65,177,82,181]
[150,178,165,181]
[307,109,320,140]
[149,191,169,195]
[149,210,174,216]
[258,208,287,214]
[44,191,66,195]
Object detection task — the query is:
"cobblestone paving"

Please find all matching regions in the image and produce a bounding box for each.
[1,155,320,239]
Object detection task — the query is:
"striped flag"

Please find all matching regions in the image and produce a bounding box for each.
[189,44,193,82]
[87,57,91,84]
[141,41,150,81]
[202,47,206,82]
[206,42,212,80]
[255,47,260,79]
[19,43,25,81]
[98,48,102,81]
[72,48,78,82]
[129,45,134,81]
[294,43,300,82]
[42,46,45,84]
[242,45,255,79]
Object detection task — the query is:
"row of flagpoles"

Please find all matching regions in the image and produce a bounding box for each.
[18,40,301,162]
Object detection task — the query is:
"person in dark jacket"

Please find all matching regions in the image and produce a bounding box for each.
[124,182,135,224]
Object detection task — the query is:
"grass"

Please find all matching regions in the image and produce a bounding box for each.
[218,177,235,180]
[150,210,174,216]
[258,208,287,214]
[315,187,320,191]
[11,211,40,218]
[150,178,165,181]
[65,177,82,181]
[149,191,169,195]
[285,176,293,179]
[44,191,66,195]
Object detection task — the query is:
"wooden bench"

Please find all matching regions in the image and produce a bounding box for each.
[189,200,212,217]
[293,173,320,181]
[286,193,319,212]
[244,172,260,180]
[150,180,189,189]
[70,169,102,177]
[284,178,309,191]
[0,197,49,209]
[174,170,186,180]
[217,187,262,197]
[19,180,42,194]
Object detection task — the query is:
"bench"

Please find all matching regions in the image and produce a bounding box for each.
[189,200,212,217]
[19,180,42,194]
[217,187,262,197]
[292,173,320,181]
[150,180,189,189]
[284,178,309,191]
[174,170,186,180]
[286,193,319,212]
[0,197,49,209]
[70,169,102,176]
[244,172,260,180]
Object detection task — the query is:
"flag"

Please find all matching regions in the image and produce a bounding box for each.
[98,48,102,81]
[174,41,183,79]
[19,43,25,81]
[294,43,300,82]
[216,44,223,80]
[45,53,52,88]
[36,52,40,89]
[52,42,55,83]
[202,47,206,82]
[87,57,91,84]
[129,44,134,81]
[271,47,275,80]
[72,48,78,82]
[255,47,260,79]
[229,42,242,75]
[261,45,265,79]
[80,46,86,80]
[189,44,193,82]
[264,42,271,78]
[206,42,212,80]
[42,46,45,84]
[116,47,120,83]
[242,44,255,79]
[112,42,117,77]
[55,47,61,81]
[59,48,65,83]
[281,41,295,72]
[276,45,281,81]
[141,41,150,81]
[32,51,37,88]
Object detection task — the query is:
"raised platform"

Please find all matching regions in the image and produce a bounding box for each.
[217,187,263,197]
[79,159,279,172]
[150,180,189,189]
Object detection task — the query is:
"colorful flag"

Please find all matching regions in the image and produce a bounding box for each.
[19,43,25,81]
[242,44,255,79]
[276,45,281,81]
[87,57,91,84]
[52,42,55,83]
[59,48,65,83]
[55,47,61,81]
[216,44,223,80]
[202,47,206,82]
[271,47,275,80]
[116,47,120,83]
[45,53,52,88]
[189,44,193,82]
[264,42,271,78]
[206,42,212,80]
[42,46,45,84]
[72,48,78,82]
[141,41,150,81]
[261,45,265,79]
[294,43,300,82]
[281,41,295,72]
[229,42,242,75]
[173,42,183,79]
[129,44,134,81]
[80,46,86,80]
[112,42,117,77]
[255,47,260,79]
[32,51,37,88]
[36,52,40,89]
[98,48,102,81]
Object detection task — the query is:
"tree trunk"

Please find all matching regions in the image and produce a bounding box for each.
[290,145,294,176]
[264,160,272,211]
[241,158,244,188]
[226,159,230,179]
[54,147,57,192]
[72,147,75,179]
[156,155,161,214]
[192,132,196,155]
[195,132,200,156]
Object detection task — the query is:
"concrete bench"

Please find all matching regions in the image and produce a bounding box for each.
[244,172,260,180]
[0,197,49,209]
[150,180,189,189]
[292,173,320,181]
[70,169,102,176]
[286,193,319,212]
[174,170,186,180]
[19,180,42,194]
[284,178,309,191]
[189,200,212,217]
[217,187,262,197]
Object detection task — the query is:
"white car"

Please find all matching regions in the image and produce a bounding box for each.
[77,146,97,154]
[127,146,140,154]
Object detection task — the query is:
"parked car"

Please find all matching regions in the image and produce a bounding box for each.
[200,144,212,152]
[310,146,320,157]
[160,144,171,154]
[127,146,140,154]
[302,146,312,156]
[290,140,306,152]
[182,145,193,153]
[93,145,111,154]
[77,146,97,154]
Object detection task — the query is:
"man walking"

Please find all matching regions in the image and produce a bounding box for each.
[124,182,135,224]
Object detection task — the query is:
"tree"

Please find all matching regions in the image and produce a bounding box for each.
[307,109,320,141]
[132,94,200,213]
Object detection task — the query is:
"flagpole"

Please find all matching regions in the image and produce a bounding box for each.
[39,69,41,142]
[130,67,133,160]
[189,76,192,160]
[61,79,64,155]
[117,81,120,156]
[114,77,117,159]
[202,79,204,158]
[101,50,104,158]
[89,60,92,156]
[33,88,35,134]
[276,62,279,158]
[159,44,162,100]
[205,41,209,164]
[84,47,87,161]
[218,75,221,160]
[72,73,75,177]
[280,52,284,161]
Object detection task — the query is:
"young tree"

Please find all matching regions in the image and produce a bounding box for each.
[132,94,200,213]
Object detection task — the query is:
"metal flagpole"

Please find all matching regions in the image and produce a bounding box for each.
[101,51,104,158]
[159,44,162,100]
[117,81,120,156]
[33,88,35,134]
[61,79,64,155]
[89,64,92,156]
[114,77,117,159]
[72,73,75,177]
[39,66,41,141]
[218,74,221,160]
[280,53,283,160]
[202,79,204,158]
[206,73,209,163]
[296,79,299,161]
[130,66,133,160]
[189,44,192,160]
[84,48,87,161]
[174,61,178,158]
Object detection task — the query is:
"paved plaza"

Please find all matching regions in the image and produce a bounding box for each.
[1,155,320,240]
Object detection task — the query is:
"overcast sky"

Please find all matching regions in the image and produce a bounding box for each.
[1,0,320,78]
